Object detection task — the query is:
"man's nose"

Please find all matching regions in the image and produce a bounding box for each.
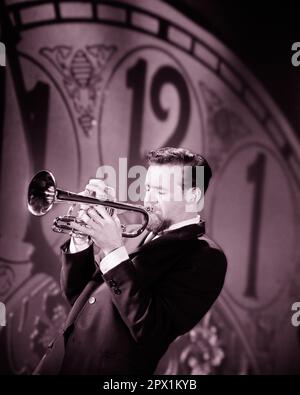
[144,190,157,204]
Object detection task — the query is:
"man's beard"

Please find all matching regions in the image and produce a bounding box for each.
[146,212,172,234]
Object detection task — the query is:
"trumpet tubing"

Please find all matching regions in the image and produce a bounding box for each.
[27,170,149,238]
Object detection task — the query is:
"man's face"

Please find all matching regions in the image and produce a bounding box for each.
[144,164,188,233]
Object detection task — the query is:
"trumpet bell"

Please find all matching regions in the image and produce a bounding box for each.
[28,170,57,216]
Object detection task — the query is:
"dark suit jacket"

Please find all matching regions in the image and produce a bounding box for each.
[34,221,227,375]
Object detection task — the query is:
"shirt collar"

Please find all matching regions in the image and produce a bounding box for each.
[166,215,201,232]
[149,215,201,242]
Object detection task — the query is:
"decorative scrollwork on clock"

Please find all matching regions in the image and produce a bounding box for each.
[40,44,117,136]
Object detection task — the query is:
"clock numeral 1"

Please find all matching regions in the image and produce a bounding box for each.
[126,58,147,167]
[244,152,266,298]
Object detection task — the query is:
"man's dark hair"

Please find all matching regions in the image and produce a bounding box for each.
[146,147,212,194]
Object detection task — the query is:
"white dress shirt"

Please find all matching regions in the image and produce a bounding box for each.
[70,215,200,274]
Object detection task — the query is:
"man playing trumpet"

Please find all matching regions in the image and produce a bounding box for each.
[34,147,227,375]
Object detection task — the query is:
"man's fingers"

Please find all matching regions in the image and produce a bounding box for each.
[77,210,90,223]
[78,190,88,196]
[92,205,112,220]
[113,215,122,228]
[88,178,107,188]
[87,207,105,223]
[79,203,90,211]
[88,179,116,195]
[104,186,116,200]
[71,221,94,236]
[92,206,122,231]
[86,179,116,200]
[85,185,107,198]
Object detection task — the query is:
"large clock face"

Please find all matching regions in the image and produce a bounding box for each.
[1,0,300,374]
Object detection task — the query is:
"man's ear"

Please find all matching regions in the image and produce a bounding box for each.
[192,187,202,203]
[185,187,202,203]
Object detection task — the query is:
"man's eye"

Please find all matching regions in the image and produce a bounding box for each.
[158,190,165,195]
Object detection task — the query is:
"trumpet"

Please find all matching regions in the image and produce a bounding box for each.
[27,170,149,238]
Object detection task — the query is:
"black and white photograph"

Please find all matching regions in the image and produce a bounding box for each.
[0,0,299,382]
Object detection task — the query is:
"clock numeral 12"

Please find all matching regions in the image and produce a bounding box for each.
[126,58,191,166]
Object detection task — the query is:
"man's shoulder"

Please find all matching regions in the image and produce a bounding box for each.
[197,234,223,251]
[192,233,227,268]
[179,233,227,287]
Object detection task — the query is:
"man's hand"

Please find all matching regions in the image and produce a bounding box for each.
[71,179,124,256]
[71,205,124,255]
[79,178,116,216]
